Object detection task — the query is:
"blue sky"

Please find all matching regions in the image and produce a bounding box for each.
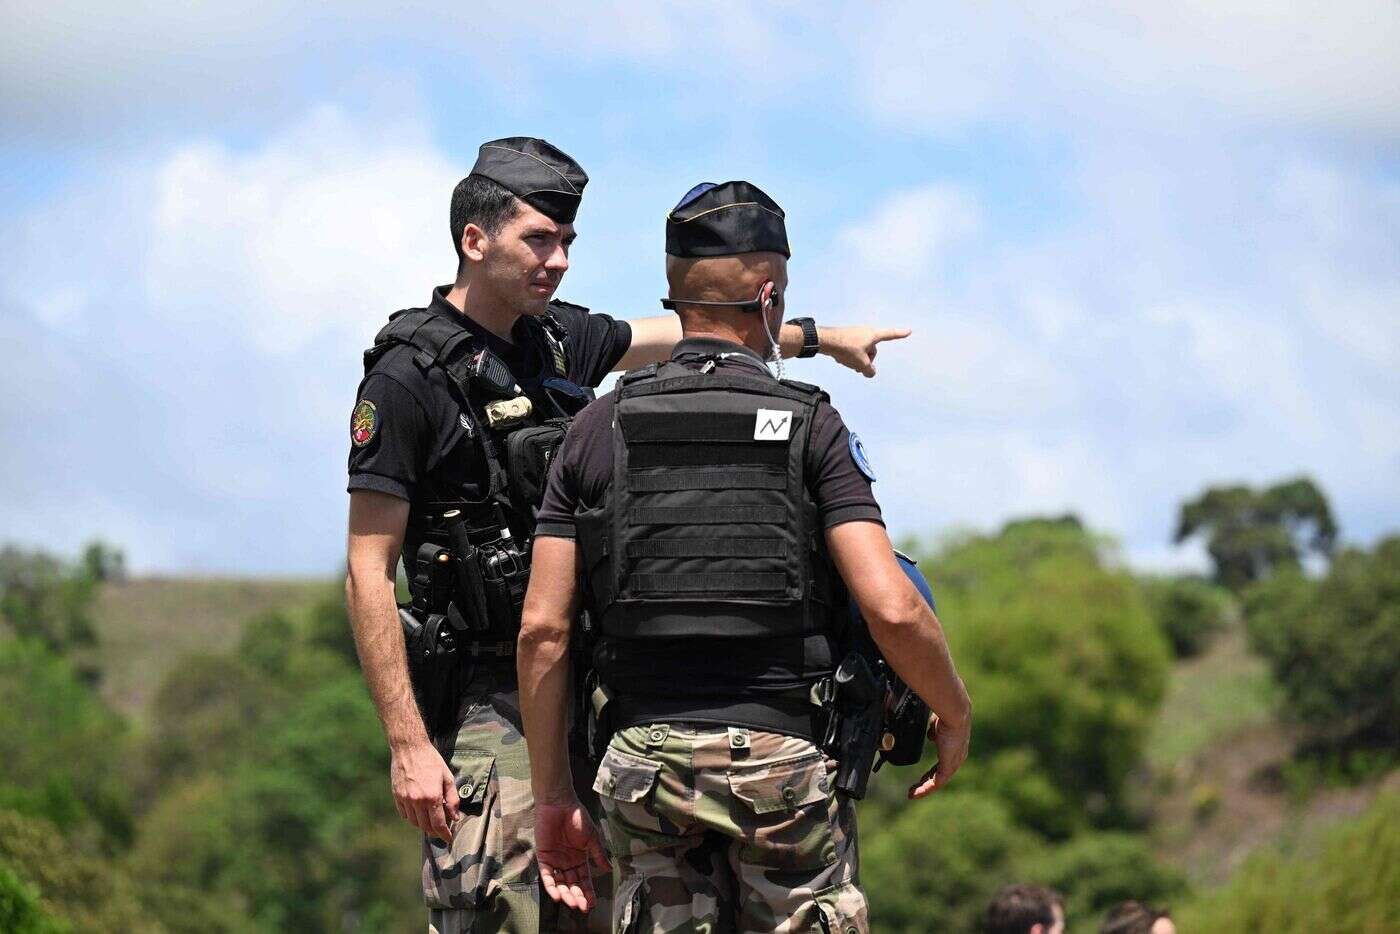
[2,2,1397,574]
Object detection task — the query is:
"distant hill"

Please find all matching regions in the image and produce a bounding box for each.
[91,576,333,721]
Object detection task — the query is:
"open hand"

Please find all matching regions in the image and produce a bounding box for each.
[390,741,461,843]
[820,326,912,378]
[908,712,971,800]
[536,800,610,913]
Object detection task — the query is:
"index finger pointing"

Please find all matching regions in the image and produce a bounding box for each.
[876,327,912,342]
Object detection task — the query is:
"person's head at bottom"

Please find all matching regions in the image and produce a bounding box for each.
[985,884,1066,934]
[1100,900,1175,934]
[662,180,790,356]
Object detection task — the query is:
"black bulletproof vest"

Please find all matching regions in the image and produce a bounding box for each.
[578,359,842,711]
[362,306,578,542]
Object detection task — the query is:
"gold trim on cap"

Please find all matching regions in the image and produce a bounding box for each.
[668,201,785,223]
[481,144,581,193]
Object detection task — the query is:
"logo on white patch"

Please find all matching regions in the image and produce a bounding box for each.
[754,408,792,441]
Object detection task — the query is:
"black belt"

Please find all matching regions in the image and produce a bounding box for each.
[609,692,825,743]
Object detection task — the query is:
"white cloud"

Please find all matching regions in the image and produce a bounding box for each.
[811,145,1400,566]
[856,1,1400,134]
[144,106,457,354]
[0,104,465,572]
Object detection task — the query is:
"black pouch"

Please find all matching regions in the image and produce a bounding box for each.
[506,418,570,511]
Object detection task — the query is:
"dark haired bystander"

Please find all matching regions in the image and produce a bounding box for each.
[1101,900,1175,934]
[986,884,1065,934]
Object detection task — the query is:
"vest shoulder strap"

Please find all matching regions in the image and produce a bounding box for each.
[363,308,476,378]
[521,308,572,378]
[778,377,830,403]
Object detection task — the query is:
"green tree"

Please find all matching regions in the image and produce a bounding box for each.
[862,791,1034,934]
[1174,477,1337,590]
[0,546,99,656]
[1244,536,1400,748]
[910,518,1171,835]
[0,640,132,847]
[0,811,157,932]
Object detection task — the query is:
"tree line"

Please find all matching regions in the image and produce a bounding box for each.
[0,477,1395,932]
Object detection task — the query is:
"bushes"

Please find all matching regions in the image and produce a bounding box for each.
[862,791,1033,934]
[1177,792,1400,932]
[0,640,132,847]
[1140,576,1233,657]
[0,811,158,932]
[1017,832,1186,927]
[1245,536,1400,748]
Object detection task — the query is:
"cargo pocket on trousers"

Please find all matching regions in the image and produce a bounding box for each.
[423,754,497,910]
[593,745,663,851]
[815,881,869,934]
[727,753,836,870]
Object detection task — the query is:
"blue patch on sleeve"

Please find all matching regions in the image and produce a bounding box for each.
[848,432,876,482]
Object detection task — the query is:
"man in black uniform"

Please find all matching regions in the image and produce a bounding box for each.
[517,180,973,931]
[345,140,913,934]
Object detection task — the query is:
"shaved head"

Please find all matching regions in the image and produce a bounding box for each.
[664,251,789,339]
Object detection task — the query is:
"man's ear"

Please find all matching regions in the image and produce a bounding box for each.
[461,223,489,263]
[760,280,777,311]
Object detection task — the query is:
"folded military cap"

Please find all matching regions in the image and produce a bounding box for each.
[666,180,790,258]
[469,137,588,223]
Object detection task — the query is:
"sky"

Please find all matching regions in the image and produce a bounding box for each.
[2,1,1397,575]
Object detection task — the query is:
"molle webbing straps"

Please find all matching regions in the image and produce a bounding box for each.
[581,361,830,625]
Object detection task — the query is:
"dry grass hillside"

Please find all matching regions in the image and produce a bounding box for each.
[1143,618,1400,887]
[91,576,332,721]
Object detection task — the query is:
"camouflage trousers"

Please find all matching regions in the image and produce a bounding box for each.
[592,723,868,934]
[425,666,610,934]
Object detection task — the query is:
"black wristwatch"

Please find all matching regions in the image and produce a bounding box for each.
[787,317,820,358]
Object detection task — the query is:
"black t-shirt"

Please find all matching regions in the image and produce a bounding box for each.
[535,337,884,539]
[346,286,632,539]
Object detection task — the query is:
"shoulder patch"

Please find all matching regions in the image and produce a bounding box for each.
[351,399,379,447]
[848,432,876,482]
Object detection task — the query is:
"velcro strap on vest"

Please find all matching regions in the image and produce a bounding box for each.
[626,538,786,559]
[627,468,786,492]
[626,572,787,593]
[632,505,786,525]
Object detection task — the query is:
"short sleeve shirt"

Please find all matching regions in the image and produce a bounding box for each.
[346,287,631,541]
[535,337,883,539]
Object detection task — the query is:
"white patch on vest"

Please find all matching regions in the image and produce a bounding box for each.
[754,408,793,441]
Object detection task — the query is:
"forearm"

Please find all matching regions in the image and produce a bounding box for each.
[346,565,429,750]
[517,617,575,804]
[872,608,971,727]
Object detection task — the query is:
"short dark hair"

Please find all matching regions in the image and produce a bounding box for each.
[1100,901,1170,934]
[986,884,1063,934]
[449,174,520,264]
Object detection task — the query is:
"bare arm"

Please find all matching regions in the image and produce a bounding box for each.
[517,535,607,912]
[826,520,972,798]
[346,490,459,840]
[614,314,911,377]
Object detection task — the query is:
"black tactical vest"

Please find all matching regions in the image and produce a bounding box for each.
[577,358,843,735]
[362,306,579,527]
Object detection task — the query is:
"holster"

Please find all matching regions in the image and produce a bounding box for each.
[820,651,884,799]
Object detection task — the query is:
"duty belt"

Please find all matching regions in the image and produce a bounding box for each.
[607,692,825,743]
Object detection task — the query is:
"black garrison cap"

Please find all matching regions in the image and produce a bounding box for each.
[665,180,790,258]
[469,137,588,223]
